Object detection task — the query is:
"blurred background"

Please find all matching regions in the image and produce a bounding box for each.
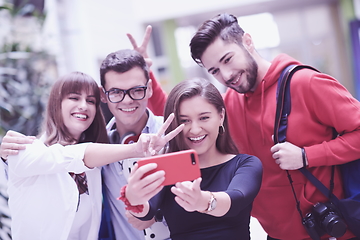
[0,0,359,239]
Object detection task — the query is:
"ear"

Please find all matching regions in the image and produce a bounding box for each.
[147,79,153,98]
[100,87,107,103]
[220,108,225,126]
[242,33,255,53]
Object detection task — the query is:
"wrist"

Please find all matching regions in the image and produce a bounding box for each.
[301,148,308,168]
[117,185,144,213]
[199,191,217,213]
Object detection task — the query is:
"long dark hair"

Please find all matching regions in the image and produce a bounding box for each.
[41,71,108,146]
[164,78,238,155]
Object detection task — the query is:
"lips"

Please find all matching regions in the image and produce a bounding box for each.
[72,113,88,119]
[120,107,137,113]
[189,135,206,143]
[227,71,243,86]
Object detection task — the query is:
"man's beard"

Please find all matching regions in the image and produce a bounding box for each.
[229,52,258,94]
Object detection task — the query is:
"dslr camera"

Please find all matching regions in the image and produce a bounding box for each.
[303,202,347,240]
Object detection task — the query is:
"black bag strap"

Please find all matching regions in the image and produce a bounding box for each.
[274,64,342,207]
[273,65,344,216]
[274,65,319,144]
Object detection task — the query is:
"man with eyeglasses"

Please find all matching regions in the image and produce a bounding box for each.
[98,48,170,240]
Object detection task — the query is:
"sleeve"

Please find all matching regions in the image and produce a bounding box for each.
[224,155,263,218]
[7,139,92,177]
[302,72,360,167]
[147,71,167,116]
[137,186,167,221]
[2,160,8,180]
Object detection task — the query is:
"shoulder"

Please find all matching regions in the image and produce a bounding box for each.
[146,108,164,132]
[291,66,335,86]
[232,154,262,169]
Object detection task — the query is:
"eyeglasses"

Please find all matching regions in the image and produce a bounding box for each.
[104,85,148,103]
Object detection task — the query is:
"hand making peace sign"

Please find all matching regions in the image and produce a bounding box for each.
[127,25,153,67]
[135,113,184,157]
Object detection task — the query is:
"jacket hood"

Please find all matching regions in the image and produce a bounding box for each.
[242,54,302,145]
[247,53,301,98]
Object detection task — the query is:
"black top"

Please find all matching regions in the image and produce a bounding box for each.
[141,154,263,240]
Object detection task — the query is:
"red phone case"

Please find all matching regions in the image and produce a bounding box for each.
[137,149,201,186]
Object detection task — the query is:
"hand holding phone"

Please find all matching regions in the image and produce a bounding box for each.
[137,149,201,186]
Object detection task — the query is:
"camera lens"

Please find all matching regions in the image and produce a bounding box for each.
[322,213,346,238]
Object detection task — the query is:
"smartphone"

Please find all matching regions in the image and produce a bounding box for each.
[137,149,201,186]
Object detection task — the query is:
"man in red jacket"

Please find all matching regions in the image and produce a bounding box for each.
[149,13,360,240]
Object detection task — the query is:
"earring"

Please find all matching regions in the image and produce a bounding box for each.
[219,125,225,135]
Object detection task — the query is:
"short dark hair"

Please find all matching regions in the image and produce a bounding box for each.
[190,13,245,66]
[164,77,238,155]
[100,49,149,87]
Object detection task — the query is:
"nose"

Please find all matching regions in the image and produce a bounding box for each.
[79,99,88,110]
[189,121,202,135]
[121,92,134,103]
[220,67,233,84]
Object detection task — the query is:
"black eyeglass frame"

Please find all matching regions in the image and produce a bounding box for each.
[104,85,148,103]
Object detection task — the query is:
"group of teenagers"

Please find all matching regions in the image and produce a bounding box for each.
[1,13,360,240]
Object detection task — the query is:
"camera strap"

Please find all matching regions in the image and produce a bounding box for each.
[299,167,338,205]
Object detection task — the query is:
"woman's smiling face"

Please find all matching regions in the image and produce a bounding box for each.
[61,91,96,140]
[179,95,224,157]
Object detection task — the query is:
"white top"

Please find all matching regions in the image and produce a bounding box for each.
[7,139,102,240]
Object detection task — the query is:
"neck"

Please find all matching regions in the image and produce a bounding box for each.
[253,54,272,91]
[115,113,149,137]
[198,147,225,168]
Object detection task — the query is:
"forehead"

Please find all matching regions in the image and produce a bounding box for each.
[201,37,241,69]
[67,91,95,97]
[179,96,216,115]
[104,67,147,90]
[62,81,97,97]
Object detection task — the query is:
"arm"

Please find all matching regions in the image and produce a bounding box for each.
[8,113,183,175]
[170,178,231,217]
[170,155,263,217]
[1,130,35,179]
[126,25,167,116]
[223,155,263,217]
[124,163,165,218]
[304,73,360,167]
[272,71,360,169]
[1,130,35,160]
[148,71,167,116]
[125,210,155,230]
[83,113,183,168]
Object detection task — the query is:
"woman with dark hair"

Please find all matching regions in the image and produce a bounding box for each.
[123,78,263,240]
[6,72,182,240]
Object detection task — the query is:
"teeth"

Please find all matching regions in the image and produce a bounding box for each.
[232,75,240,85]
[190,135,206,141]
[73,113,87,119]
[121,107,136,112]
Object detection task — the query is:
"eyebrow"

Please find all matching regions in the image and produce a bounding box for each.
[68,92,96,98]
[179,112,211,118]
[207,52,231,73]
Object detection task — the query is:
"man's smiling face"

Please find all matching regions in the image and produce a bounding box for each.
[102,67,152,132]
[201,37,258,93]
